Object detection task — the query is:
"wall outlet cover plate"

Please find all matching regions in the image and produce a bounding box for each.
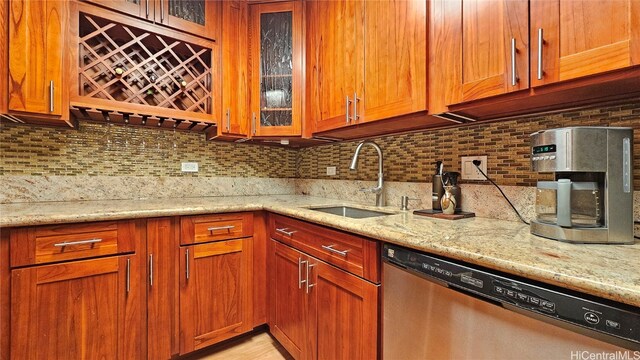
[181,162,199,172]
[461,156,487,180]
[326,166,337,176]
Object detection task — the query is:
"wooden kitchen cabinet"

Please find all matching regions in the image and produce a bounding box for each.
[531,0,640,87]
[309,0,427,134]
[147,218,180,360]
[156,0,219,40]
[8,0,70,124]
[269,238,379,360]
[216,0,250,140]
[307,0,363,133]
[10,254,144,359]
[179,238,253,354]
[249,1,303,137]
[429,0,529,113]
[85,0,219,40]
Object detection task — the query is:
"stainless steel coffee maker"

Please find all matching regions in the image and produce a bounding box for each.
[530,127,634,244]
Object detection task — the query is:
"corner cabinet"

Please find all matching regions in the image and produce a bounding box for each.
[7,0,70,125]
[309,0,427,133]
[215,0,250,140]
[531,0,640,87]
[249,1,303,137]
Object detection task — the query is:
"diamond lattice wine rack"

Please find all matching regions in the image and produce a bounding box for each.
[71,9,218,133]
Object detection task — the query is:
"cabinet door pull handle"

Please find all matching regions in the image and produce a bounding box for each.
[252,113,257,135]
[160,0,165,22]
[49,80,54,113]
[305,262,315,294]
[53,238,102,247]
[185,248,190,280]
[346,96,352,124]
[321,244,349,257]
[149,254,154,287]
[511,38,518,86]
[207,225,235,232]
[537,28,544,80]
[298,257,307,289]
[126,258,131,293]
[145,0,149,18]
[276,227,297,237]
[353,93,360,121]
[226,108,231,132]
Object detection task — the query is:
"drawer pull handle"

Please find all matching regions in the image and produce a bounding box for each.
[126,258,131,293]
[207,225,235,232]
[276,228,297,237]
[321,244,349,257]
[185,248,190,280]
[53,238,102,247]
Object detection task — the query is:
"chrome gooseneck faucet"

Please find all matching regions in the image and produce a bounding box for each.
[349,141,385,207]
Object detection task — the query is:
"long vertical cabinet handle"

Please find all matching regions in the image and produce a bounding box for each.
[126,258,131,293]
[537,28,544,80]
[510,38,518,86]
[252,113,257,135]
[149,254,154,287]
[298,257,307,289]
[345,96,351,124]
[305,261,315,294]
[49,81,54,113]
[226,108,231,132]
[145,0,149,18]
[185,249,190,280]
[353,93,360,122]
[160,0,165,22]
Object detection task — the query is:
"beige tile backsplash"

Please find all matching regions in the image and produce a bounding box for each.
[1,102,639,231]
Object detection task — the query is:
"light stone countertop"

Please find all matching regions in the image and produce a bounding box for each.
[1,195,639,308]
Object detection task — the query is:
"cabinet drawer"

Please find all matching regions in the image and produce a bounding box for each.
[181,213,253,245]
[10,220,136,267]
[269,214,380,283]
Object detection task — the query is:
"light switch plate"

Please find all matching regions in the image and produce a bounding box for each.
[461,156,487,180]
[181,162,199,172]
[326,166,337,176]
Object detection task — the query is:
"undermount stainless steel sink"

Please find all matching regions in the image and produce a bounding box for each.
[309,206,393,219]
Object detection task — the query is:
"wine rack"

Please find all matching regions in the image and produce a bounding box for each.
[73,11,215,131]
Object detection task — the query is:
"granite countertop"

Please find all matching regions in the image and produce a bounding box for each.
[1,195,639,308]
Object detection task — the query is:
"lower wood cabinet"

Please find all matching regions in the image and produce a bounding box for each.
[269,240,379,360]
[179,237,253,354]
[10,253,144,359]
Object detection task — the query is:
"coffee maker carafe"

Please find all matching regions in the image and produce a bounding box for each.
[530,127,634,244]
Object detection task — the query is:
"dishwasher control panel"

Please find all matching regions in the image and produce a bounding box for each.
[383,244,640,347]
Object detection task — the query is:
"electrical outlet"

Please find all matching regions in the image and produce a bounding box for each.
[181,162,199,173]
[326,166,337,176]
[461,156,487,180]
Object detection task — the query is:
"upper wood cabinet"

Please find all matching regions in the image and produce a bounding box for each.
[85,0,219,40]
[179,238,253,354]
[429,0,528,112]
[156,0,219,40]
[307,0,363,133]
[249,1,303,137]
[7,0,69,123]
[309,0,427,133]
[531,0,640,87]
[460,0,529,102]
[218,0,250,139]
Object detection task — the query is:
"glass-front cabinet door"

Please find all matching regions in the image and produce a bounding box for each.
[157,0,219,40]
[249,1,302,137]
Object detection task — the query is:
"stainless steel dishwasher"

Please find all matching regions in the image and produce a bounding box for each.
[382,243,640,359]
